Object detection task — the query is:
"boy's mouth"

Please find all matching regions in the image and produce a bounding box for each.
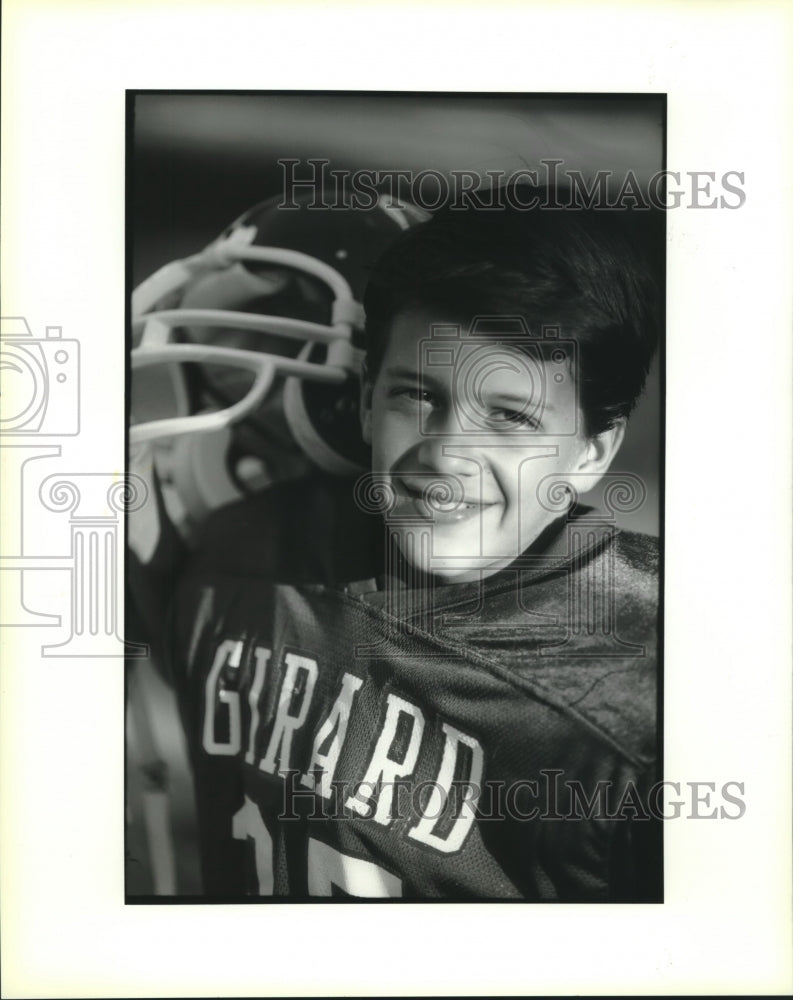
[393,477,498,521]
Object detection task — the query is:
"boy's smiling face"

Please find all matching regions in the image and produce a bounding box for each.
[361,308,623,582]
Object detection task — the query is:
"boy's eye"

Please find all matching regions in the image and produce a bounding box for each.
[488,407,540,431]
[392,386,436,405]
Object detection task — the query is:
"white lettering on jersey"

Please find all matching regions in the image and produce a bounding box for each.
[408,722,484,853]
[300,672,364,798]
[202,639,243,756]
[259,652,318,777]
[345,693,425,825]
[244,646,271,765]
[232,796,274,894]
[307,838,402,897]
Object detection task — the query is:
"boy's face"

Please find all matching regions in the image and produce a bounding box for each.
[361,308,603,582]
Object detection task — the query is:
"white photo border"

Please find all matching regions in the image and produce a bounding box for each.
[1,1,791,997]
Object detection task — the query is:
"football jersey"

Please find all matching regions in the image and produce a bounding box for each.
[169,506,660,901]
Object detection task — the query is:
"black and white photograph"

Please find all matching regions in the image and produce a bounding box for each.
[126,92,666,901]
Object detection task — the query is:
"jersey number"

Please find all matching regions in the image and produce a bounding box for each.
[232,795,403,897]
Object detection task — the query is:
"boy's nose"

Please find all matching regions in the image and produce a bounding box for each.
[414,422,482,477]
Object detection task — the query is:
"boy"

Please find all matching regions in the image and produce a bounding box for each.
[164,188,662,900]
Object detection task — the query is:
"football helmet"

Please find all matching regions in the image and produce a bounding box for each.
[130,191,427,535]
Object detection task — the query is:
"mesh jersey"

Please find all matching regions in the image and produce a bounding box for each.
[169,504,660,901]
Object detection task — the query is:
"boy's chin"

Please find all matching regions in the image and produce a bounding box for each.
[391,529,518,583]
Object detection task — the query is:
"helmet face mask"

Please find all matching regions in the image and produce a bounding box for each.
[130,191,427,524]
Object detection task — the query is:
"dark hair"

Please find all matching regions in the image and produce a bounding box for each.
[363,187,662,436]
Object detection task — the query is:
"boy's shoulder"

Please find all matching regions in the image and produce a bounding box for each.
[185,471,380,584]
[613,527,659,580]
[419,523,659,765]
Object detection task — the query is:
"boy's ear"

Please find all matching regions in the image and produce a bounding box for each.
[570,418,626,493]
[359,362,374,445]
